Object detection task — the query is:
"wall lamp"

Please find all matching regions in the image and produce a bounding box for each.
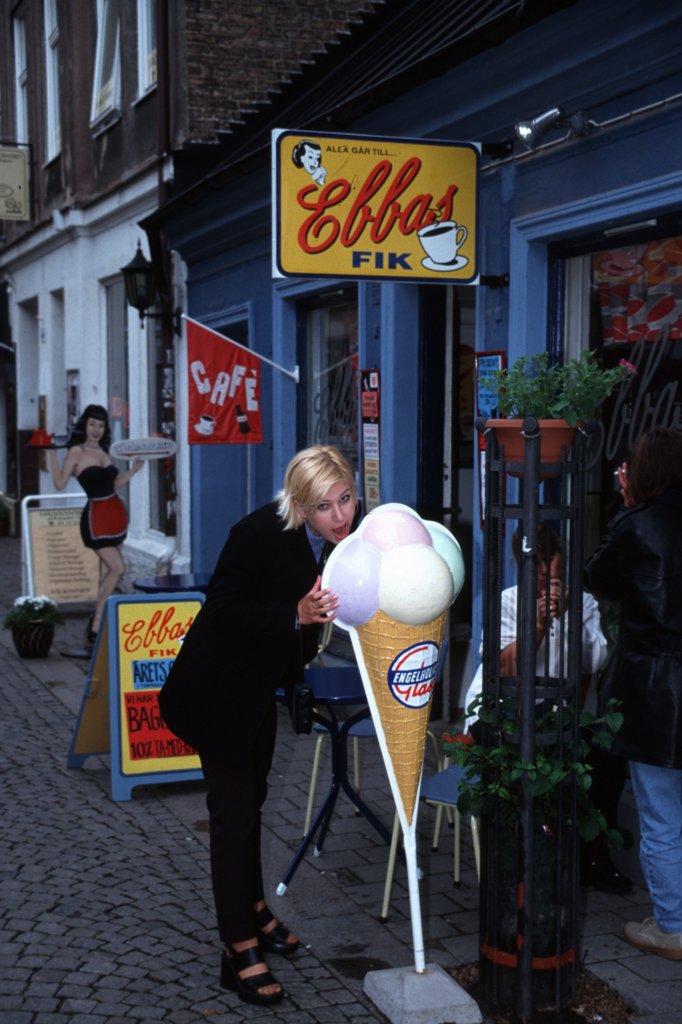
[515,106,588,150]
[120,242,182,336]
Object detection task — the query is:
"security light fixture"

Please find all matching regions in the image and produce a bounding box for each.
[515,107,588,150]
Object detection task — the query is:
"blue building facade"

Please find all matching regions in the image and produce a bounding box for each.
[151,0,682,712]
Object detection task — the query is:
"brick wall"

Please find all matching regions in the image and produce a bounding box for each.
[184,0,383,141]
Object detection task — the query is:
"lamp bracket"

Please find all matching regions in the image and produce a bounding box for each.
[479,274,510,288]
[482,141,514,159]
[140,307,183,337]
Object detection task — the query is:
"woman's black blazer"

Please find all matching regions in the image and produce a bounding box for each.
[158,502,322,763]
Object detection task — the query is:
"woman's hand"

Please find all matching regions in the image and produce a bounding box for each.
[116,459,144,487]
[617,464,635,507]
[298,575,339,625]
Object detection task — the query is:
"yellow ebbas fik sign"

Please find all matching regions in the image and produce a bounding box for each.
[273,130,479,283]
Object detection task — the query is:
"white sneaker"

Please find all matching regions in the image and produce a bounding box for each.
[624,917,682,960]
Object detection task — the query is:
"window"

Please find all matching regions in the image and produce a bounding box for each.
[300,289,359,473]
[91,0,121,126]
[44,0,61,160]
[563,232,682,549]
[13,17,29,144]
[137,0,157,97]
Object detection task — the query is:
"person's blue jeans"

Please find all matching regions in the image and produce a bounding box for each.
[629,760,682,934]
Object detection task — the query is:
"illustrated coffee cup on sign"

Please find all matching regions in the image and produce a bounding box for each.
[418,220,468,266]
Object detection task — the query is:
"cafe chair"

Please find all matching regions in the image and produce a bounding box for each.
[379,761,481,921]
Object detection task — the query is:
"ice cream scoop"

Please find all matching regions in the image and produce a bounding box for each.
[321,537,380,626]
[378,543,454,625]
[361,503,432,551]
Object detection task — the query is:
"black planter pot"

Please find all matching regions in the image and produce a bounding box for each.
[481,827,577,1011]
[11,621,55,658]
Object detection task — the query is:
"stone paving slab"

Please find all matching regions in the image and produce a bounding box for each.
[0,535,679,1023]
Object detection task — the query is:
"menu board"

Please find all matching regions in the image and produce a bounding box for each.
[28,506,100,602]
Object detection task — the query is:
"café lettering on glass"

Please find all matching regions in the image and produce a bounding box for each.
[273,130,479,282]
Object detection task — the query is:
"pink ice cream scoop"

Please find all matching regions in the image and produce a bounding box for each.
[361,505,432,551]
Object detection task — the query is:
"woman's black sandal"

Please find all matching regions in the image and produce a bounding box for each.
[220,946,283,1006]
[254,903,300,956]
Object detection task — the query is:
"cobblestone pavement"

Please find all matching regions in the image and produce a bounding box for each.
[1,535,681,1023]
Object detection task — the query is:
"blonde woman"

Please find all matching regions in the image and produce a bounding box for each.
[159,445,359,1006]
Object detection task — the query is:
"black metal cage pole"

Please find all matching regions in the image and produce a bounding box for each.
[517,418,542,1021]
[476,416,593,1019]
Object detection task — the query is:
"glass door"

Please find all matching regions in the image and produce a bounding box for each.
[563,232,682,548]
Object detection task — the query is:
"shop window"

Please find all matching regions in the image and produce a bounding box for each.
[300,290,358,474]
[591,236,682,458]
[91,0,120,126]
[566,234,682,541]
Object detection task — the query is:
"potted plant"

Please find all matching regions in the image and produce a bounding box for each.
[443,694,624,843]
[483,351,636,475]
[443,693,624,1006]
[3,595,65,658]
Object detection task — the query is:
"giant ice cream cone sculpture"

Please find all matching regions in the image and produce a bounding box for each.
[322,504,464,972]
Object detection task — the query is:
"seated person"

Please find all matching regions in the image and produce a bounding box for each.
[463,525,631,894]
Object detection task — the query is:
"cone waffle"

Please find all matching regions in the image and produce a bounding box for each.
[355,609,447,821]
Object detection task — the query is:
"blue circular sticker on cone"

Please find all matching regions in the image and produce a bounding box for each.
[387,642,440,708]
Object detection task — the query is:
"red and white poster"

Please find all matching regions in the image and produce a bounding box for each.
[360,369,380,511]
[186,318,263,444]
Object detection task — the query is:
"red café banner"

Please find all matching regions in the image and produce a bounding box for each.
[186,317,263,444]
[272,130,479,283]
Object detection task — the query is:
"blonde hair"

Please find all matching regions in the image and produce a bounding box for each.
[276,445,356,530]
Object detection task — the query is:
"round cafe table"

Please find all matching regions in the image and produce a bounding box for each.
[275,662,393,895]
[133,572,211,594]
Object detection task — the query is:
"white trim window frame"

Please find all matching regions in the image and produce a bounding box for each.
[13,16,29,145]
[44,0,61,161]
[136,0,157,98]
[90,0,121,127]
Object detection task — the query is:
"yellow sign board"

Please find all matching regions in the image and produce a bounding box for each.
[67,594,203,801]
[116,599,199,777]
[0,146,29,221]
[273,130,479,283]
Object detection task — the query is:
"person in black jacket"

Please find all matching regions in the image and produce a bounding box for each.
[159,445,358,1004]
[585,427,682,961]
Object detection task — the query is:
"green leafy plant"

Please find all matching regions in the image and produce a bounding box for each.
[488,352,636,427]
[443,694,624,844]
[3,595,65,630]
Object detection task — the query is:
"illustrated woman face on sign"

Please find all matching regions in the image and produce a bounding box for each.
[292,140,327,186]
